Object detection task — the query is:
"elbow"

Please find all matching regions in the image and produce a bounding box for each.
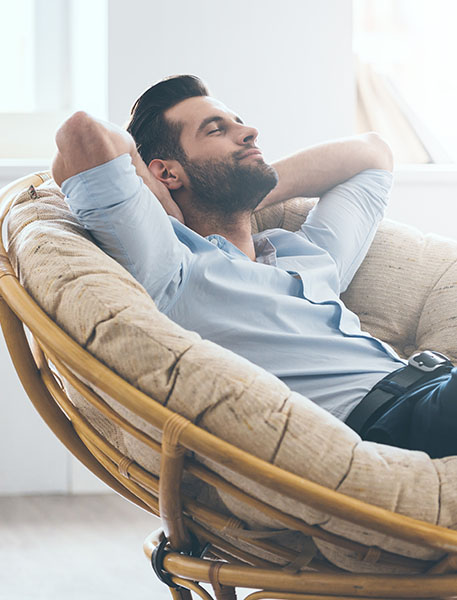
[52,111,121,186]
[52,111,96,187]
[364,132,394,172]
[55,111,95,153]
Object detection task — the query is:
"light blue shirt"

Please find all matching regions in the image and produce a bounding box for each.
[62,154,406,421]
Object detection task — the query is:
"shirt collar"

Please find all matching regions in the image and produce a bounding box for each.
[206,231,277,265]
[253,232,277,265]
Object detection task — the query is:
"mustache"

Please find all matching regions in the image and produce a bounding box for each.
[232,147,262,162]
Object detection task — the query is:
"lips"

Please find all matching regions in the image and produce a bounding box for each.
[239,148,263,160]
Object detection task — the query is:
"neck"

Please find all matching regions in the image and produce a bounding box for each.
[184,210,256,261]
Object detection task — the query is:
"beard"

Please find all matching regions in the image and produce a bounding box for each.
[181,150,279,217]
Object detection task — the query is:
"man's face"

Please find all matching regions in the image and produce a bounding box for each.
[164,96,278,216]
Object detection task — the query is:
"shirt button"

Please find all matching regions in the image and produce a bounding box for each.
[210,238,218,246]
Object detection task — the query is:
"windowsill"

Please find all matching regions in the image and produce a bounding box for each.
[0,159,52,185]
[394,163,457,184]
[0,159,52,167]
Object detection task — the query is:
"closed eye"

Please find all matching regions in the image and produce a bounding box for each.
[208,127,223,134]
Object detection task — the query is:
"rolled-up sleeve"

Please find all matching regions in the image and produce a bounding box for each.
[298,169,393,292]
[62,153,189,310]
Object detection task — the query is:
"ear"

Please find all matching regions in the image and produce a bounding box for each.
[148,159,184,191]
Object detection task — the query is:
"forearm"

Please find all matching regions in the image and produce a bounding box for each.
[256,132,393,210]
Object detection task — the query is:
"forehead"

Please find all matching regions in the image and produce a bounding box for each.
[165,96,238,134]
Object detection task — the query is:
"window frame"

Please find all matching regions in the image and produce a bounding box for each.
[0,0,108,164]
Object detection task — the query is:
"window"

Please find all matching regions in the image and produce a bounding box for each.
[353,0,457,165]
[1,0,36,113]
[0,0,107,161]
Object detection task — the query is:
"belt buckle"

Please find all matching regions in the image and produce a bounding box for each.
[408,350,451,372]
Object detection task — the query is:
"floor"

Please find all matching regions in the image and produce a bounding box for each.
[5,494,452,600]
[0,493,176,600]
[0,493,260,600]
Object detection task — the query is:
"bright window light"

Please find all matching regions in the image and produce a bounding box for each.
[353,0,457,164]
[0,0,35,112]
[0,0,107,160]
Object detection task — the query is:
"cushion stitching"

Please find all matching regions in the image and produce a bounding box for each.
[191,374,262,427]
[433,460,443,526]
[270,395,293,464]
[317,439,360,528]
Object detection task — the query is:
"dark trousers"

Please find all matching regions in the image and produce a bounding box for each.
[362,367,457,458]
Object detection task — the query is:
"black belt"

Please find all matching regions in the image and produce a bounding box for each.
[345,350,454,437]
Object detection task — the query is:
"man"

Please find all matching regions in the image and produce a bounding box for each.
[52,75,457,458]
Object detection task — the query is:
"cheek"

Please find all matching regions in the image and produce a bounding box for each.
[200,140,235,160]
[184,136,236,162]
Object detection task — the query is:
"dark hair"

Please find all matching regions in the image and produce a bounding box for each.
[127,74,209,165]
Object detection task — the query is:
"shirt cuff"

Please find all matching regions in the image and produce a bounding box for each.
[61,153,141,210]
[357,168,394,194]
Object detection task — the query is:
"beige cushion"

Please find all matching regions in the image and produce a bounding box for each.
[7,181,457,573]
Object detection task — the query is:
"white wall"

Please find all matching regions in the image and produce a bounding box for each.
[0,333,69,494]
[388,167,457,240]
[107,0,354,160]
[0,0,355,495]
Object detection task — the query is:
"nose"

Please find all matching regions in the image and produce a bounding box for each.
[236,123,258,146]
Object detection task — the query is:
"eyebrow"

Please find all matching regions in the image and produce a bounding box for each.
[196,114,244,135]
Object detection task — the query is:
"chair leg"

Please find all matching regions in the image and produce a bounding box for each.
[212,585,237,600]
[209,562,237,600]
[169,586,193,600]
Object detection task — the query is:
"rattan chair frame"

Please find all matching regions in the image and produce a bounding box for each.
[1,173,457,600]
